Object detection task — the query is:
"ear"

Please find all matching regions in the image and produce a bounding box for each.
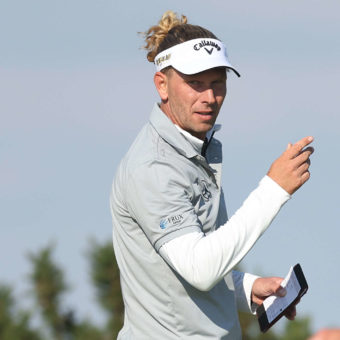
[154,71,169,101]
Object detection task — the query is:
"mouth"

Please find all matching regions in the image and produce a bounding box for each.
[194,111,215,121]
[195,111,214,116]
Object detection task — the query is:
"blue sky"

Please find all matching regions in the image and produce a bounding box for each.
[1,0,339,333]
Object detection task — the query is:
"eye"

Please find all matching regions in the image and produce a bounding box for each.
[213,79,226,85]
[212,79,226,89]
[187,80,200,85]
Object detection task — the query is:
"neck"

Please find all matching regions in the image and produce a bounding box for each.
[159,101,206,141]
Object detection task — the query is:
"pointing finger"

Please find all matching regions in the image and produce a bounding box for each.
[287,136,314,159]
[292,146,314,168]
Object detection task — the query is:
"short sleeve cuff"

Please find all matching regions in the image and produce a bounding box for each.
[154,225,201,252]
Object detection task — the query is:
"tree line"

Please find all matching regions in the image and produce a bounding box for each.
[0,240,312,339]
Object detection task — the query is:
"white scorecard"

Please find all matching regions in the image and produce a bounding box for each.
[256,264,308,332]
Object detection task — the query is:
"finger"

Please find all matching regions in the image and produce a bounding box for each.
[287,136,314,159]
[286,143,293,151]
[300,170,311,183]
[290,139,314,159]
[269,278,286,297]
[276,286,286,297]
[252,277,283,304]
[292,147,314,168]
[298,146,314,161]
[296,161,311,176]
[284,305,297,320]
[301,146,315,156]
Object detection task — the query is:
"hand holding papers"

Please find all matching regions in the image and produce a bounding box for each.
[257,264,308,332]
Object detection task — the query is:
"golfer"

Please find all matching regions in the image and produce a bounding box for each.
[110,11,314,339]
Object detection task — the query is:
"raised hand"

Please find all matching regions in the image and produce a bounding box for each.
[267,136,314,195]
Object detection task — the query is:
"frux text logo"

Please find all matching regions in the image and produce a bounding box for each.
[160,214,184,230]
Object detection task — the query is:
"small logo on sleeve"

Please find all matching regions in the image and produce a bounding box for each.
[160,214,184,229]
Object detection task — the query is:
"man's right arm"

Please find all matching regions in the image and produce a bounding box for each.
[159,175,290,292]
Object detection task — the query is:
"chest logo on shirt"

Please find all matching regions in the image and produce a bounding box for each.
[160,214,184,229]
[199,179,212,201]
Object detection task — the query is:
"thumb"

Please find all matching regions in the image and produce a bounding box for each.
[269,278,286,297]
[276,286,287,297]
[286,142,293,151]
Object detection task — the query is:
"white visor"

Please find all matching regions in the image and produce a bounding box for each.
[154,38,240,77]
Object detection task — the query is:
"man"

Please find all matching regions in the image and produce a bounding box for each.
[110,11,314,339]
[309,329,340,340]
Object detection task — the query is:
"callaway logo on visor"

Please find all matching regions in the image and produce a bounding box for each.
[193,40,222,55]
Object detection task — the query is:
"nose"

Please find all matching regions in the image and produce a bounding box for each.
[202,88,216,105]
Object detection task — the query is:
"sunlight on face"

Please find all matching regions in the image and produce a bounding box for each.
[162,68,227,140]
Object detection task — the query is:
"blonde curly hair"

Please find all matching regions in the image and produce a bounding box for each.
[143,11,218,65]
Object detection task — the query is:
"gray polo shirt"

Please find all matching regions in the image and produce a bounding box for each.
[111,103,242,339]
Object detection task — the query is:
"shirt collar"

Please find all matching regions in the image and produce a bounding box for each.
[175,125,204,155]
[149,103,221,158]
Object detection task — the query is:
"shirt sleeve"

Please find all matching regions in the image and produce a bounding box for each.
[125,158,202,251]
[232,270,260,313]
[159,175,290,292]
